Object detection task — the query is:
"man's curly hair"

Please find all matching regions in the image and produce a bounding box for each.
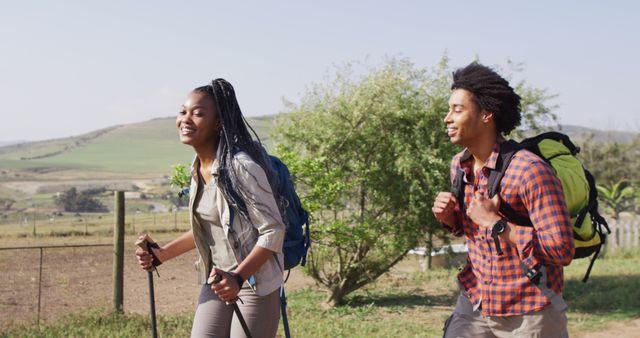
[451,62,522,135]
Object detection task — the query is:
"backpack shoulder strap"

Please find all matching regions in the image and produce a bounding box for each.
[451,168,466,210]
[488,140,534,227]
[487,140,520,198]
[450,149,473,209]
[577,168,611,235]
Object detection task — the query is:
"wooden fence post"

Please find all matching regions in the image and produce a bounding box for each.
[32,206,36,237]
[174,208,177,231]
[37,247,43,327]
[113,191,125,313]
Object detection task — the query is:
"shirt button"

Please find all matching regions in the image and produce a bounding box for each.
[481,236,485,240]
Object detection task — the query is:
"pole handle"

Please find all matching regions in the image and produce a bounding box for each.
[135,238,162,274]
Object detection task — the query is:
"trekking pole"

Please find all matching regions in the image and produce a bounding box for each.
[135,239,161,338]
[210,273,252,338]
[280,286,292,338]
[146,269,158,338]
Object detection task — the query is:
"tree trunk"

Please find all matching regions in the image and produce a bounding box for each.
[323,287,347,308]
[426,231,433,270]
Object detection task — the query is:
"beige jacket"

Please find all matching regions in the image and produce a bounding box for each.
[189,148,286,296]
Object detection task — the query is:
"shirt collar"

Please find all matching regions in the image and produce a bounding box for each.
[190,140,223,179]
[458,137,505,171]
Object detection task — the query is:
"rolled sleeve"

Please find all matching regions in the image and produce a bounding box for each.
[235,154,286,253]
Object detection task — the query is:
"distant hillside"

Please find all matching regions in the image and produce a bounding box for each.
[0,117,635,179]
[0,126,119,161]
[0,116,276,177]
[557,125,638,144]
[0,141,24,147]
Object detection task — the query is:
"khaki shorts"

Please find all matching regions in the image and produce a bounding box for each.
[443,292,568,338]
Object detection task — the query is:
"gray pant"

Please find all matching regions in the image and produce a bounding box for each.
[191,284,281,338]
[443,292,568,338]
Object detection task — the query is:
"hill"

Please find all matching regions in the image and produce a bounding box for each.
[558,125,638,143]
[0,118,636,180]
[0,116,276,178]
[0,141,25,147]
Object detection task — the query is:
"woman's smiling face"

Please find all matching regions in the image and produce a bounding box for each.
[176,91,221,147]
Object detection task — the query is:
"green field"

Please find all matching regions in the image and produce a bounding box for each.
[0,116,275,177]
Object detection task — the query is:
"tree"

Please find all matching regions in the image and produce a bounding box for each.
[170,163,191,190]
[578,134,639,186]
[0,198,15,211]
[55,187,108,212]
[274,57,558,306]
[168,163,191,207]
[274,58,453,306]
[577,134,640,216]
[596,179,636,219]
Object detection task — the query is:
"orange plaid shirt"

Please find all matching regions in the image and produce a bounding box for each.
[447,140,574,316]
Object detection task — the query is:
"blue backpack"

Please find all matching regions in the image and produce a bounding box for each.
[268,155,311,270]
[268,156,311,338]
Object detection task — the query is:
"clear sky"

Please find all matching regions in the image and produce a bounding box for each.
[1,0,638,142]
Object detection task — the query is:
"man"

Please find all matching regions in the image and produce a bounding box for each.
[432,62,574,337]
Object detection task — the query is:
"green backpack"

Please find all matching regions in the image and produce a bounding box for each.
[452,132,610,282]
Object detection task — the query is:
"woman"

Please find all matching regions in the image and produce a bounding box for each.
[135,79,286,338]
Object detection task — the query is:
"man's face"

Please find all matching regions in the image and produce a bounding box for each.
[444,89,486,147]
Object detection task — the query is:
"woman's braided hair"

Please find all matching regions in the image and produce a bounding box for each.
[193,79,281,222]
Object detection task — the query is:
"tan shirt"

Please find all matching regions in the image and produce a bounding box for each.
[193,177,237,272]
[189,144,286,296]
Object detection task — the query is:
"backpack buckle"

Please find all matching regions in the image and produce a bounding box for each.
[526,266,542,285]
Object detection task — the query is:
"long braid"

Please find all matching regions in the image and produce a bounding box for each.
[193,79,281,223]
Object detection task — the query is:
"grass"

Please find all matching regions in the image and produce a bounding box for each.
[0,309,194,338]
[3,250,639,338]
[564,249,640,332]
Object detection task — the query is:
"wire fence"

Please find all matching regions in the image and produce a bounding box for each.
[0,244,115,329]
[0,196,199,331]
[0,244,112,327]
[0,210,191,238]
[0,240,200,330]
